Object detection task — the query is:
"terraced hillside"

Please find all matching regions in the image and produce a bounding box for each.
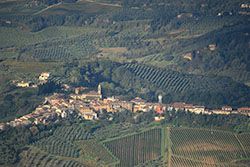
[17,148,84,167]
[114,63,250,107]
[2,122,248,167]
[15,123,118,167]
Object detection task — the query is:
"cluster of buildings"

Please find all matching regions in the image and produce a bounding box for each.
[13,72,50,88]
[241,3,250,9]
[1,83,250,131]
[168,102,250,116]
[0,84,166,130]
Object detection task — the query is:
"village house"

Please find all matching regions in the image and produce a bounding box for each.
[211,109,231,115]
[16,81,30,88]
[82,112,98,120]
[154,104,166,114]
[183,52,193,61]
[70,84,102,101]
[187,106,206,114]
[76,104,93,114]
[45,93,67,106]
[169,102,187,111]
[208,44,216,51]
[131,97,147,104]
[74,86,87,94]
[154,116,165,122]
[62,84,71,91]
[133,103,148,112]
[82,91,102,100]
[39,72,50,81]
[131,97,150,112]
[74,104,98,120]
[0,123,6,130]
[222,106,233,111]
[168,102,206,114]
[241,4,250,8]
[211,106,233,115]
[91,100,109,112]
[115,101,134,111]
[34,112,58,125]
[238,107,250,116]
[8,118,31,127]
[177,13,193,19]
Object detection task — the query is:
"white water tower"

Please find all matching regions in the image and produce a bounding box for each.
[158,94,163,104]
[98,84,102,95]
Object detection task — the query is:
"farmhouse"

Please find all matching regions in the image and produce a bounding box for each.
[39,72,50,81]
[16,81,30,88]
[183,52,192,61]
[208,44,216,51]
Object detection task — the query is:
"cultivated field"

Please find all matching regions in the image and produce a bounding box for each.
[104,128,162,167]
[169,127,249,166]
[13,124,250,167]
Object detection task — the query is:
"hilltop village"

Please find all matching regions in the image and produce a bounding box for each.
[0,72,250,130]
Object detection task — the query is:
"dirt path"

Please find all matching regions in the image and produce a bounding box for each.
[33,2,62,15]
[81,0,121,7]
[234,134,248,158]
[167,127,172,167]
